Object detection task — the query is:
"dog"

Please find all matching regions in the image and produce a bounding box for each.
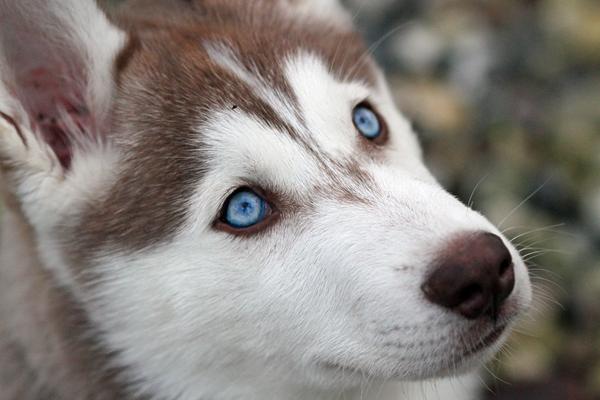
[0,0,532,399]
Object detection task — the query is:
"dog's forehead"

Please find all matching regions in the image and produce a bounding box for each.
[115,13,381,168]
[72,13,380,260]
[201,43,375,169]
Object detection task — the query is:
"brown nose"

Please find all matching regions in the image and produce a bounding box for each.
[422,232,515,320]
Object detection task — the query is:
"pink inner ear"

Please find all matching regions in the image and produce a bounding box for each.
[20,67,92,169]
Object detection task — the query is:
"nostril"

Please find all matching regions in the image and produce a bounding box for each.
[499,255,513,277]
[498,261,516,303]
[457,284,483,305]
[454,284,489,319]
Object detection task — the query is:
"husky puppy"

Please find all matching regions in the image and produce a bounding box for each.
[0,1,531,399]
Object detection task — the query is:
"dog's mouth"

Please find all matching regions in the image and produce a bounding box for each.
[318,322,510,380]
[459,323,508,359]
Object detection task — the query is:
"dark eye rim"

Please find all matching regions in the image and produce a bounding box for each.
[352,101,389,146]
[214,186,279,235]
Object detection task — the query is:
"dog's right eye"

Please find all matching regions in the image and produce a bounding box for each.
[217,188,274,232]
[352,102,388,145]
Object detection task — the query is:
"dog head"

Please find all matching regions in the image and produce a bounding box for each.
[0,0,531,397]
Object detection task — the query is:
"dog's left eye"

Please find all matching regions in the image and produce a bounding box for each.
[220,188,272,230]
[353,103,384,141]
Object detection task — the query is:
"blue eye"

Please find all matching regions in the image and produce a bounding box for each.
[222,189,270,229]
[353,104,383,140]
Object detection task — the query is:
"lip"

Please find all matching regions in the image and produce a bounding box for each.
[320,317,514,378]
[461,323,508,358]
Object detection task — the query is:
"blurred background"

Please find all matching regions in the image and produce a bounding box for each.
[343,0,599,398]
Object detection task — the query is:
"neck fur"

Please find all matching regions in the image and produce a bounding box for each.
[0,207,133,400]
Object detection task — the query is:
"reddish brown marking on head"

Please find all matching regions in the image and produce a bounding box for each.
[70,0,380,268]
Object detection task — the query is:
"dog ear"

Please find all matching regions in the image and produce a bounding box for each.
[0,0,125,174]
[0,0,126,227]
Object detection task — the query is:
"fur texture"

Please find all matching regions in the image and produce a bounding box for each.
[0,1,532,399]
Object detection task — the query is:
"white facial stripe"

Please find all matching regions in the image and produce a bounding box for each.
[284,51,371,158]
[188,108,320,229]
[203,41,304,133]
[195,50,433,209]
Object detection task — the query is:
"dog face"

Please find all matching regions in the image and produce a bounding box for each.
[0,0,531,398]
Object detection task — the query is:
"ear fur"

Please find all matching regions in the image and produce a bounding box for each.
[0,0,125,173]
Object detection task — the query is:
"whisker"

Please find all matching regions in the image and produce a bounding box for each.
[531,288,565,310]
[509,223,567,242]
[523,248,570,261]
[349,0,368,25]
[345,21,414,82]
[498,178,552,228]
[482,362,510,386]
[514,235,559,250]
[467,173,490,209]
[517,243,554,253]
[510,327,540,339]
[527,265,564,281]
[529,275,567,294]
